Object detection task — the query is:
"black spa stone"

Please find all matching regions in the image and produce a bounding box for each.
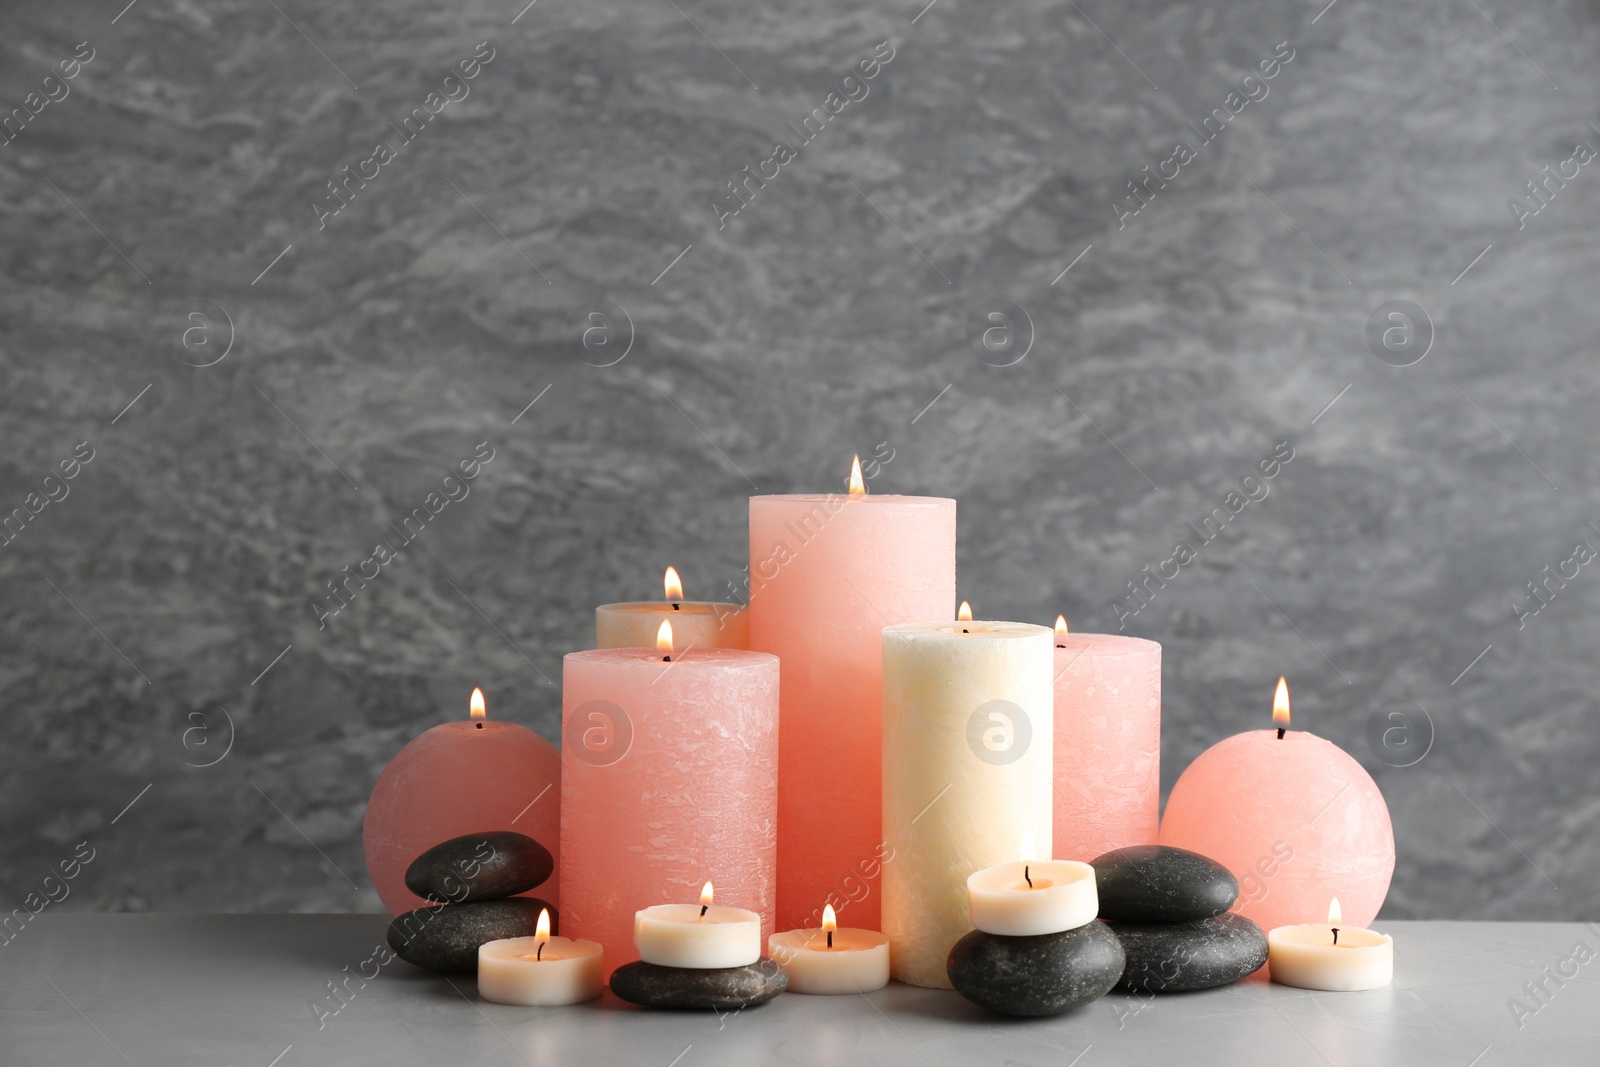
[609,958,788,1010]
[405,831,554,903]
[946,920,1125,1017]
[387,899,557,973]
[1110,912,1269,993]
[1091,845,1238,922]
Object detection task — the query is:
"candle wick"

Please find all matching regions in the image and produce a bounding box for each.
[1331,927,1339,946]
[672,602,680,611]
[962,628,969,634]
[1276,727,1286,740]
[1024,865,1032,888]
[663,655,672,663]
[700,904,709,919]
[537,942,545,961]
[475,722,484,730]
[1056,643,1064,649]
[827,930,833,949]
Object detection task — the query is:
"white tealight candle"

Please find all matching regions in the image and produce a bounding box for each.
[1268,898,1394,991]
[768,905,891,994]
[967,859,1098,936]
[634,882,762,969]
[478,910,604,1006]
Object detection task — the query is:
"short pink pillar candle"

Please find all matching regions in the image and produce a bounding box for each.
[363,689,561,915]
[1051,617,1161,862]
[1160,678,1394,932]
[750,458,955,932]
[560,629,778,979]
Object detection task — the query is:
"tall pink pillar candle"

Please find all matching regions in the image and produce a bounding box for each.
[560,641,778,979]
[1160,679,1394,933]
[1051,618,1161,862]
[750,469,955,932]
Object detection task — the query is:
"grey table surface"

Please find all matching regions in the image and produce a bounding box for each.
[2,917,1595,1065]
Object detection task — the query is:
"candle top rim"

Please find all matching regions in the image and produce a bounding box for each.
[638,903,761,923]
[1267,923,1393,944]
[885,621,1050,639]
[968,859,1095,889]
[1050,633,1162,654]
[769,927,891,948]
[480,934,602,953]
[595,601,747,612]
[750,493,955,506]
[564,647,777,667]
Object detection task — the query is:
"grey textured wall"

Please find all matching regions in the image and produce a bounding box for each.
[2,0,1596,921]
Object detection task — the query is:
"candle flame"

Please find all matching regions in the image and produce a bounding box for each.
[536,907,551,943]
[700,881,715,906]
[1273,676,1291,729]
[657,619,674,652]
[1328,897,1342,925]
[470,688,486,720]
[822,904,837,933]
[958,601,973,622]
[848,454,866,496]
[664,565,684,602]
[1055,615,1068,637]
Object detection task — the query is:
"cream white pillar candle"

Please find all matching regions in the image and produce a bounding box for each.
[634,883,762,968]
[478,913,603,1006]
[1268,898,1394,991]
[882,615,1054,988]
[596,567,748,649]
[768,905,891,994]
[967,860,1097,936]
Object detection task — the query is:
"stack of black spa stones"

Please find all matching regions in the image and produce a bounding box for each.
[1091,845,1269,993]
[386,830,556,972]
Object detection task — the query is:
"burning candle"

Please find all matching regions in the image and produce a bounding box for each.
[768,904,891,994]
[882,608,1054,988]
[478,908,604,1005]
[1050,616,1162,861]
[967,856,1098,936]
[1267,897,1394,990]
[1160,678,1395,933]
[750,456,956,932]
[634,882,762,968]
[596,566,748,650]
[363,689,561,915]
[561,623,778,978]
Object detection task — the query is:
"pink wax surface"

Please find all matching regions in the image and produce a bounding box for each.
[1160,729,1395,931]
[560,647,778,979]
[1052,633,1161,862]
[363,719,561,916]
[749,492,955,932]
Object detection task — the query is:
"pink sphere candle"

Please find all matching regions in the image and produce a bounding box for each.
[1051,617,1161,861]
[560,626,778,979]
[750,458,956,932]
[1160,678,1394,932]
[363,689,561,916]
